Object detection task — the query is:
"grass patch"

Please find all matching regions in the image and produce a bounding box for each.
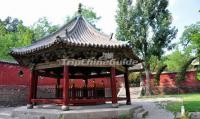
[165,94,200,112]
[141,93,200,112]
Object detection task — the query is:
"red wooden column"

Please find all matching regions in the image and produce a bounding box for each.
[62,65,69,111]
[55,78,61,98]
[33,70,38,100]
[110,67,118,108]
[32,70,38,106]
[27,69,35,109]
[124,66,131,105]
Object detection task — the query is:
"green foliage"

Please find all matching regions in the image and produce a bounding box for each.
[197,72,200,80]
[181,22,200,47]
[164,50,192,72]
[128,72,140,80]
[180,22,200,57]
[176,57,197,83]
[116,0,177,95]
[0,17,34,60]
[191,32,200,55]
[116,0,177,67]
[116,0,177,59]
[31,17,59,41]
[163,49,195,83]
[0,33,16,60]
[149,56,166,72]
[164,94,200,112]
[128,72,140,86]
[2,17,23,32]
[115,0,130,41]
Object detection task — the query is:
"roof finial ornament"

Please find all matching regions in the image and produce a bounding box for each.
[56,35,62,42]
[78,3,82,15]
[110,33,113,40]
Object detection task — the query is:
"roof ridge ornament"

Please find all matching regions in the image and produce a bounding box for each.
[110,33,113,40]
[56,35,62,42]
[78,3,82,15]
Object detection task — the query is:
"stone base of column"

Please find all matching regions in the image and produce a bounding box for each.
[27,104,33,109]
[61,105,69,111]
[126,101,131,105]
[112,103,119,108]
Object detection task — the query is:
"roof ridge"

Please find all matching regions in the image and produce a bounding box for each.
[81,16,110,40]
[32,16,78,44]
[65,16,82,38]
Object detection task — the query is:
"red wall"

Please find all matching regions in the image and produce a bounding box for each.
[158,71,200,87]
[0,61,123,88]
[0,61,56,86]
[143,71,200,87]
[143,71,200,94]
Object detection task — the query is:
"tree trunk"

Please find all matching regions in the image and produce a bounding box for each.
[139,73,145,96]
[144,64,151,96]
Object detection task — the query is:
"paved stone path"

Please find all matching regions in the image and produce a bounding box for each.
[0,107,14,119]
[132,98,175,119]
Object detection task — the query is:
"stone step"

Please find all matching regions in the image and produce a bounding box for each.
[11,114,45,119]
[190,112,200,119]
[175,112,200,119]
[0,112,11,119]
[134,107,145,113]
[137,110,148,119]
[132,105,143,111]
[132,106,148,119]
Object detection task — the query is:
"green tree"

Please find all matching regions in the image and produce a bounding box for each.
[31,17,59,41]
[0,20,7,36]
[116,0,130,41]
[180,22,200,55]
[3,17,23,32]
[116,0,177,95]
[0,33,15,60]
[176,57,197,83]
[164,50,192,72]
[0,17,34,60]
[149,56,166,72]
[15,22,34,47]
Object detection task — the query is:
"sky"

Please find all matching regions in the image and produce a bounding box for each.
[0,0,199,43]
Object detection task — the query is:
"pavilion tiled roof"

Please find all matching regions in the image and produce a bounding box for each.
[10,16,130,55]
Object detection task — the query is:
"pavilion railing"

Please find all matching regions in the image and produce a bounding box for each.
[57,85,106,99]
[69,87,105,99]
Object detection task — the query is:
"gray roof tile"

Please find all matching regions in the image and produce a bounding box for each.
[11,16,130,55]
